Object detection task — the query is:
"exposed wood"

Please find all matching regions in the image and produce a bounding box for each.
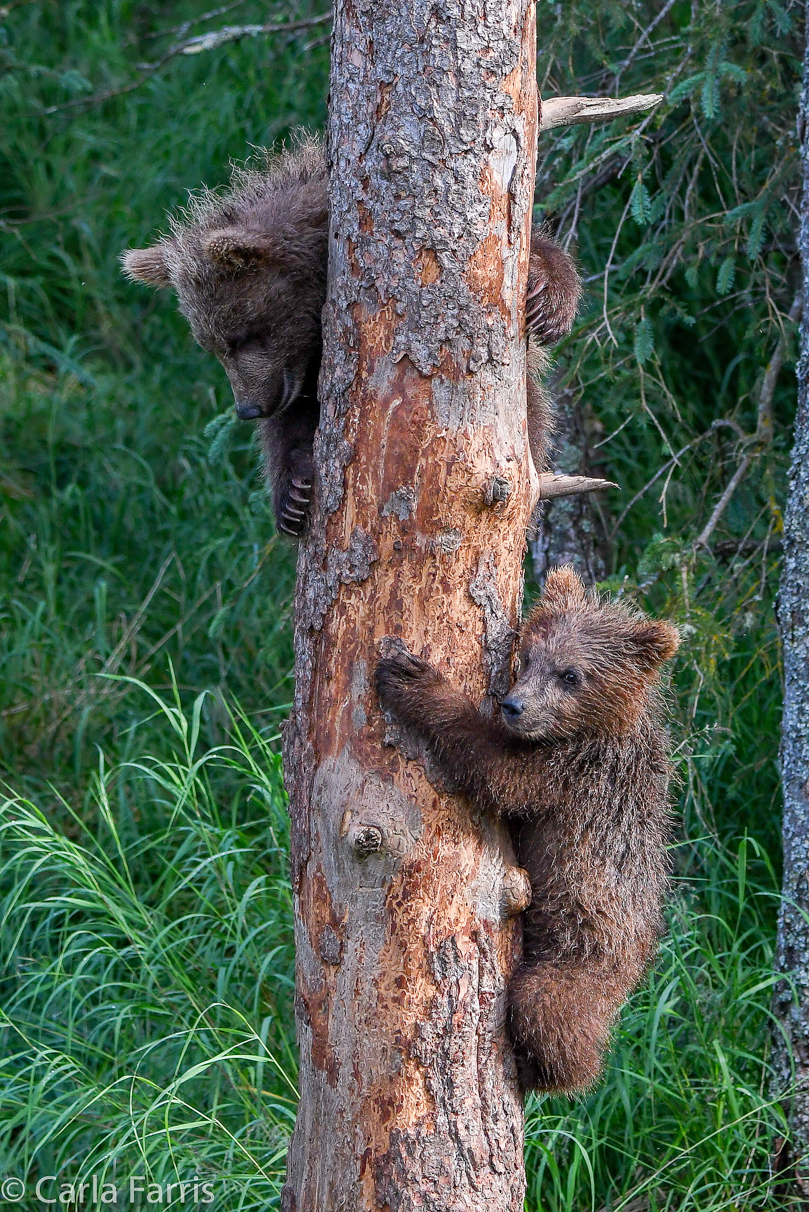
[772,23,809,1191]
[280,0,540,1207]
[539,93,663,132]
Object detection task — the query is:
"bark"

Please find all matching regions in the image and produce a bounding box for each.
[773,22,809,1184]
[280,2,538,1208]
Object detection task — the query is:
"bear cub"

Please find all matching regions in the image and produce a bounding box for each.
[121,138,580,537]
[375,567,679,1094]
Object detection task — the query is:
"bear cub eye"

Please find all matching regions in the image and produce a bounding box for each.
[229,332,263,353]
[559,668,581,688]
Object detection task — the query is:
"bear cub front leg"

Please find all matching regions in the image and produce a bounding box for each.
[376,648,538,827]
[259,399,318,536]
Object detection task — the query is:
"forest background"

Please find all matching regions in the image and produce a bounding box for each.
[0,0,802,1208]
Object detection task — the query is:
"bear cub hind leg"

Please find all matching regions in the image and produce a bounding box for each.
[508,961,623,1094]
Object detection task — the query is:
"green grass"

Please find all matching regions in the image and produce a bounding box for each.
[0,693,789,1208]
[0,686,297,1207]
[527,837,787,1211]
[0,0,801,1207]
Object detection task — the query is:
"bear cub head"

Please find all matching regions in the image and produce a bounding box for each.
[121,139,328,423]
[501,566,679,743]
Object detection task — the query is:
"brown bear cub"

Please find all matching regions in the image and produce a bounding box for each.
[121,139,580,536]
[375,567,679,1095]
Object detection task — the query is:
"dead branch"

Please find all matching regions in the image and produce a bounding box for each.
[141,1,252,42]
[538,473,618,500]
[42,12,331,115]
[694,453,756,552]
[177,16,331,55]
[610,439,698,539]
[539,94,663,132]
[756,295,802,444]
[612,0,678,85]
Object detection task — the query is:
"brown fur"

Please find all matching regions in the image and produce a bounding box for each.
[121,138,580,535]
[375,567,679,1094]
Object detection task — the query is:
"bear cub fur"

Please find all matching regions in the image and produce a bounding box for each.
[375,567,679,1094]
[121,138,580,537]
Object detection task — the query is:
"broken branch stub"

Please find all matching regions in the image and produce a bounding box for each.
[539,93,663,131]
[538,472,618,500]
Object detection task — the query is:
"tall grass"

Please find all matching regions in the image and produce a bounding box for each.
[1,0,330,795]
[0,684,790,1208]
[0,685,296,1207]
[526,836,786,1211]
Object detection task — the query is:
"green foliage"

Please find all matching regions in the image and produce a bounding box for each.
[0,0,330,791]
[0,687,296,1207]
[535,0,797,864]
[0,0,801,1207]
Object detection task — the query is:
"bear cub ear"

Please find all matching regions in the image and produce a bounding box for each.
[203,229,279,272]
[629,620,680,671]
[542,565,587,610]
[120,244,173,288]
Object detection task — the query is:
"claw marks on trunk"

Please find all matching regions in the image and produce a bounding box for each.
[298,526,380,632]
[316,0,538,527]
[292,750,525,1212]
[285,0,538,1201]
[470,551,519,706]
[373,932,524,1212]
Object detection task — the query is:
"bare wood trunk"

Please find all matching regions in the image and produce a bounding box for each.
[280,1,538,1206]
[773,22,809,1184]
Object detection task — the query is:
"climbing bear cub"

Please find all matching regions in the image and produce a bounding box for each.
[375,567,679,1094]
[121,138,580,537]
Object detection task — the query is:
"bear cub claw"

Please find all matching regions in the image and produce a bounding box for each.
[121,142,583,539]
[276,448,314,536]
[372,568,679,1096]
[526,236,582,347]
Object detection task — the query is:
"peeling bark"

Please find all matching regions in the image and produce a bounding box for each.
[281,0,538,1205]
[773,24,809,1184]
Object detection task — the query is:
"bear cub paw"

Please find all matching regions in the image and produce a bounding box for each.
[526,236,581,347]
[375,650,441,720]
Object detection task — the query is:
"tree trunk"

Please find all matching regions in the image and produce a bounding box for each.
[530,374,609,586]
[773,22,809,1187]
[280,1,538,1207]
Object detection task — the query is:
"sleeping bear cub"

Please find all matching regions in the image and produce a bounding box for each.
[375,566,679,1094]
